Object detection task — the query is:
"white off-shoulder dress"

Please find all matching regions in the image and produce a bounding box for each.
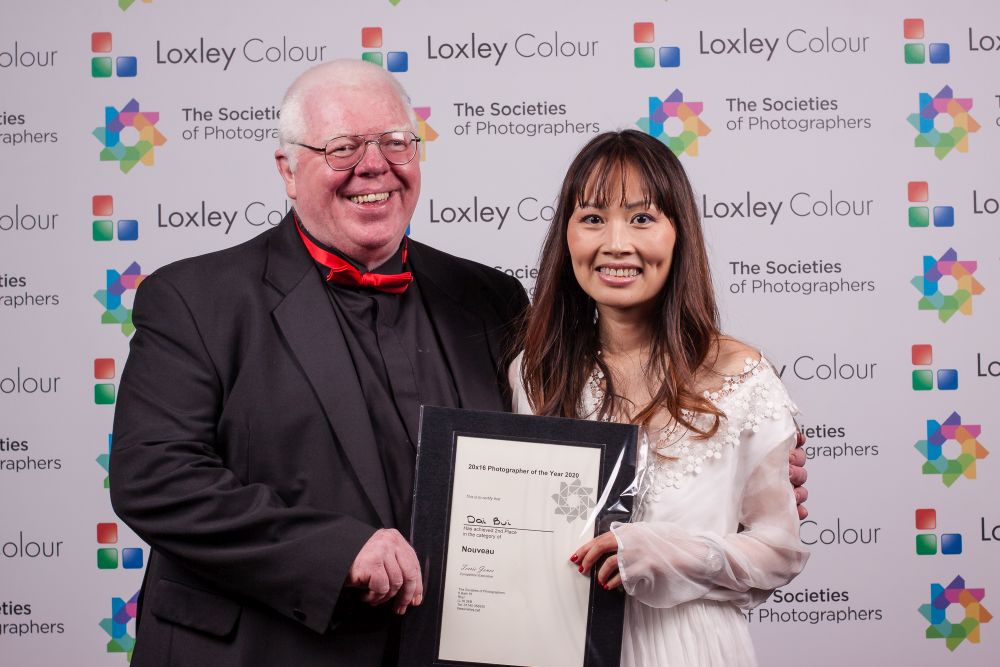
[510,354,809,667]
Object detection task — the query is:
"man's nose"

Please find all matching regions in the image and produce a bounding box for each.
[353,140,390,176]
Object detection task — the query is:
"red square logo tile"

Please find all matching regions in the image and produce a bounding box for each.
[91,32,113,53]
[915,508,936,530]
[911,344,933,366]
[908,181,929,203]
[92,195,113,216]
[903,18,924,40]
[96,522,118,544]
[361,27,383,48]
[633,22,655,44]
[94,358,116,380]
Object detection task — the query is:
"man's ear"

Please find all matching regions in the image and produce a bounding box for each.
[275,148,297,200]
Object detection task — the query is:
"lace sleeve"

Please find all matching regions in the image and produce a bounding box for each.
[610,371,809,609]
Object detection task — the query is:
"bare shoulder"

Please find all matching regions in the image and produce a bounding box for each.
[708,336,762,378]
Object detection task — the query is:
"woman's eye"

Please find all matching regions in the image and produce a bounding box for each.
[580,214,603,224]
[632,213,654,224]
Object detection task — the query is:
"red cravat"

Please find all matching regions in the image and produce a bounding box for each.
[294,214,413,294]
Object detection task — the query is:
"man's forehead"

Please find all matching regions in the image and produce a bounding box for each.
[302,83,411,137]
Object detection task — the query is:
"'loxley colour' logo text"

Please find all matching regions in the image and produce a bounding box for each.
[100,591,139,660]
[94,262,146,337]
[92,195,138,242]
[633,22,680,68]
[911,248,984,322]
[91,33,137,78]
[919,576,992,651]
[637,90,711,157]
[915,508,962,555]
[914,412,989,487]
[361,27,408,72]
[908,86,980,159]
[903,19,950,64]
[92,99,167,173]
[908,181,954,228]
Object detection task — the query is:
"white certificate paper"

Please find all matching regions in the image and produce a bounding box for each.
[437,435,603,667]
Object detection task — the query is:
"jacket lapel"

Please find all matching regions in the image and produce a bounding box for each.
[409,243,506,413]
[265,214,393,528]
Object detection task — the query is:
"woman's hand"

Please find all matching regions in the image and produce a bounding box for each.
[571,532,623,590]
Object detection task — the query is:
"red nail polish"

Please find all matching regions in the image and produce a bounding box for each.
[570,555,578,563]
[578,565,584,573]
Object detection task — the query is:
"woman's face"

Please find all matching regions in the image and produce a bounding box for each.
[566,166,676,318]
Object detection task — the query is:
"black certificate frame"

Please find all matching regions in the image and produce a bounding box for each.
[400,406,638,667]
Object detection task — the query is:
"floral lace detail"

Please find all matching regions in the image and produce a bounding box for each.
[584,356,794,505]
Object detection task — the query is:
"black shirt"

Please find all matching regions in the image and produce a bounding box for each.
[301,225,460,533]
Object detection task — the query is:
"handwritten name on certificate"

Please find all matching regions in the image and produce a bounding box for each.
[438,435,602,667]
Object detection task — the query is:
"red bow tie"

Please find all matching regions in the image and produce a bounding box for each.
[294,214,413,294]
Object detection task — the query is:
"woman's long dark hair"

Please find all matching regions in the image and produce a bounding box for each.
[519,130,723,436]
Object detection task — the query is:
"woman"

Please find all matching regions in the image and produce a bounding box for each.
[510,130,809,666]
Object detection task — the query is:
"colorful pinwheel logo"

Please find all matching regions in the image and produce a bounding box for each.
[100,591,139,660]
[93,99,167,174]
[907,86,980,160]
[413,106,438,161]
[911,248,984,322]
[637,90,711,157]
[94,262,147,337]
[919,576,992,651]
[914,412,989,487]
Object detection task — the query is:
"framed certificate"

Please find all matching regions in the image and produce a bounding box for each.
[400,406,638,667]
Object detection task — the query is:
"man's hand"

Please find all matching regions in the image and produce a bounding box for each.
[790,430,808,520]
[346,528,423,615]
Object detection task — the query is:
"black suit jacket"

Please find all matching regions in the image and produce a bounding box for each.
[110,213,528,666]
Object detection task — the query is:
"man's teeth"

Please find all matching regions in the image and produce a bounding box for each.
[600,267,640,278]
[349,192,391,204]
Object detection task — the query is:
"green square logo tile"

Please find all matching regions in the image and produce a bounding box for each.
[97,547,119,569]
[904,43,925,64]
[909,206,930,228]
[93,219,114,241]
[361,52,383,66]
[92,56,113,78]
[916,533,937,555]
[912,370,934,391]
[634,47,655,68]
[95,384,116,405]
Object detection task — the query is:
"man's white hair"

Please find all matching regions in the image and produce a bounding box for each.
[278,59,417,171]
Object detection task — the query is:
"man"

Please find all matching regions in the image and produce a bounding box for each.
[110,60,527,666]
[111,60,807,666]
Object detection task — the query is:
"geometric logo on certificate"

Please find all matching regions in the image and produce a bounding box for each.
[551,479,596,523]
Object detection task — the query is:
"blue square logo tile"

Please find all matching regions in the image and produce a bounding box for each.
[386,51,408,73]
[937,368,959,390]
[117,219,139,241]
[122,547,144,569]
[940,533,962,555]
[933,206,954,227]
[116,56,137,77]
[659,46,681,68]
[929,43,950,64]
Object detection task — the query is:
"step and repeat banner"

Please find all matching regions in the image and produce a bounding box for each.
[2,0,998,665]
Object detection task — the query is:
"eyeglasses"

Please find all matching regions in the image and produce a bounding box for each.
[292,131,422,171]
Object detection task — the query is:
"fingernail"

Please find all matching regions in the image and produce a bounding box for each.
[413,595,422,606]
[603,583,610,590]
[570,554,578,563]
[578,565,584,573]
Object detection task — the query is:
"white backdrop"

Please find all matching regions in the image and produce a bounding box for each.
[2,0,998,664]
